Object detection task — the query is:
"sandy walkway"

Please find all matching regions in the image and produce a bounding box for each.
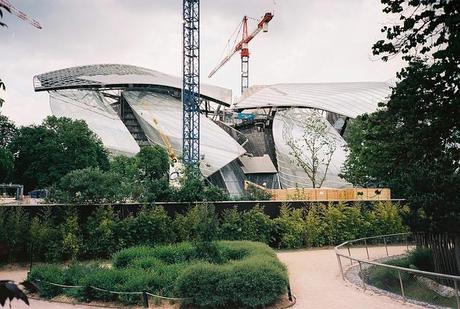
[1,246,423,308]
[278,245,423,309]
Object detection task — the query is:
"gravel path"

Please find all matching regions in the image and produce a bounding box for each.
[1,246,424,308]
[277,245,424,309]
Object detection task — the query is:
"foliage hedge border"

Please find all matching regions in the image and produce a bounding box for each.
[28,241,289,308]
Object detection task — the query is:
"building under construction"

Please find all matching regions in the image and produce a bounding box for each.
[33,64,391,198]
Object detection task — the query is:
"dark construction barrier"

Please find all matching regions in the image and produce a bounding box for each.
[0,199,405,219]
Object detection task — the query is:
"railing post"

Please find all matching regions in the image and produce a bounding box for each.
[398,270,405,302]
[336,254,344,280]
[29,242,34,273]
[358,261,366,291]
[287,280,293,302]
[142,291,149,308]
[364,239,370,260]
[383,236,389,256]
[454,279,459,309]
[347,245,353,265]
[406,234,409,251]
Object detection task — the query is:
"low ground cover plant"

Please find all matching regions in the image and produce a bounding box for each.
[366,248,457,308]
[0,201,407,263]
[28,241,288,308]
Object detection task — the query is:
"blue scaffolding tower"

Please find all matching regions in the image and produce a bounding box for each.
[182,0,200,166]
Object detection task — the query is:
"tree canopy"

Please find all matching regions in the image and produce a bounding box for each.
[342,0,459,233]
[9,116,109,191]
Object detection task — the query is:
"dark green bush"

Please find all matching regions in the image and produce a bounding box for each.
[28,264,64,298]
[219,208,243,240]
[129,206,174,245]
[113,242,198,268]
[408,247,434,271]
[272,204,305,249]
[175,241,287,308]
[82,206,118,259]
[112,246,156,268]
[2,201,408,263]
[304,204,326,247]
[175,262,228,307]
[30,241,286,307]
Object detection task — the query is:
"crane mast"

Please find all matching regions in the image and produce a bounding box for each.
[208,12,273,94]
[0,0,42,29]
[182,0,200,166]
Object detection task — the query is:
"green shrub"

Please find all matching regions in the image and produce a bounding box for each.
[240,206,273,243]
[175,262,228,307]
[175,241,287,308]
[60,212,81,261]
[272,204,305,249]
[304,204,326,247]
[30,241,287,307]
[113,242,198,268]
[145,242,198,264]
[28,264,64,298]
[1,207,30,262]
[368,257,410,293]
[408,247,434,271]
[223,258,287,307]
[77,268,125,302]
[322,202,364,245]
[83,206,118,259]
[112,246,156,268]
[129,206,174,245]
[219,208,243,240]
[370,202,407,235]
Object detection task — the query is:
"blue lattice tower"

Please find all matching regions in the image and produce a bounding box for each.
[182,0,200,166]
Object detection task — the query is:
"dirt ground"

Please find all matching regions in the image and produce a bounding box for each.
[1,246,423,308]
[277,245,423,309]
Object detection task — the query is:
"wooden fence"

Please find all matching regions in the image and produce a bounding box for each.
[414,232,460,279]
[268,187,391,201]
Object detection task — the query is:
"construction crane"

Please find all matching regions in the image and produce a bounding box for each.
[0,0,42,29]
[182,0,200,167]
[208,12,273,94]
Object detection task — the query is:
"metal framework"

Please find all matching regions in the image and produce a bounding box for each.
[182,0,200,165]
[208,12,273,94]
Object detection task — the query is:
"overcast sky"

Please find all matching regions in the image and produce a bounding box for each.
[0,0,404,126]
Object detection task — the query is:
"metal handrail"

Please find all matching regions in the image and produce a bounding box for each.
[334,233,460,308]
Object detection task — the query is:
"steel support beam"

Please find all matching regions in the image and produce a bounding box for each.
[182,0,200,166]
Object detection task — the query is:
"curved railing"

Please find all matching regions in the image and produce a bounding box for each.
[334,233,460,308]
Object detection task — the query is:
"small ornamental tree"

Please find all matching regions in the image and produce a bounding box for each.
[284,110,338,188]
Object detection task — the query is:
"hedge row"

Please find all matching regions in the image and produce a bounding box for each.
[28,241,288,308]
[0,201,407,262]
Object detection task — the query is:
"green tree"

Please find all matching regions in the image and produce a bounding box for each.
[372,0,459,64]
[173,168,228,203]
[49,167,125,204]
[0,148,13,182]
[0,116,16,182]
[0,115,17,148]
[136,145,169,181]
[10,116,109,191]
[110,155,140,199]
